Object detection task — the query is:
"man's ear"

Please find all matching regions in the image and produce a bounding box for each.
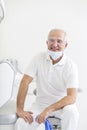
[65,43,68,48]
[46,41,48,45]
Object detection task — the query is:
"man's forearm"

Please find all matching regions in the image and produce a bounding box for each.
[46,95,76,113]
[17,80,29,111]
[17,75,33,112]
[46,88,77,113]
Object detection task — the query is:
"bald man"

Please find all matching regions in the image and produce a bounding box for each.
[15,29,79,130]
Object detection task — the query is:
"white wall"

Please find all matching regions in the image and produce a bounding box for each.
[0,0,87,129]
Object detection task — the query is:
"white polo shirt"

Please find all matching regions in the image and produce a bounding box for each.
[25,52,79,107]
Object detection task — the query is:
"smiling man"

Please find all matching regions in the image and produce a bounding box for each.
[15,29,79,130]
[47,29,67,64]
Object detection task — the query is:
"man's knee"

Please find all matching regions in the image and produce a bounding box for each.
[15,118,27,130]
[62,104,79,119]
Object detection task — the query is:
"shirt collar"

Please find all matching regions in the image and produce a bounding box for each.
[46,52,66,66]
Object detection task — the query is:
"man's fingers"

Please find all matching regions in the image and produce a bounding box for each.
[19,111,33,123]
[28,111,33,114]
[36,116,46,124]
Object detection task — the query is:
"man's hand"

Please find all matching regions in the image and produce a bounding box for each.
[17,109,33,124]
[36,108,51,124]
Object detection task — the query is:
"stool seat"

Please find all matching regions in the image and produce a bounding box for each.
[48,116,61,130]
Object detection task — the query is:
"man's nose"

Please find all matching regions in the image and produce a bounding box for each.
[53,41,58,47]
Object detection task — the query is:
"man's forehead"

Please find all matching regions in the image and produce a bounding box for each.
[48,37,63,40]
[48,29,67,41]
[48,33,65,40]
[48,30,65,38]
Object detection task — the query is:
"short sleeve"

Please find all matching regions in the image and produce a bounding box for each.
[63,61,79,88]
[25,55,39,78]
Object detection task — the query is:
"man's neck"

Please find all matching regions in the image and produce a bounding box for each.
[51,55,63,65]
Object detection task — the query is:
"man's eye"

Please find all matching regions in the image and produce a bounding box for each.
[51,39,55,42]
[57,40,62,43]
[49,39,55,42]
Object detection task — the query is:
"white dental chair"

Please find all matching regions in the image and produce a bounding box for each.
[0,60,18,130]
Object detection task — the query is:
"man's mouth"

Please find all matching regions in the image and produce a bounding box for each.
[51,48,59,52]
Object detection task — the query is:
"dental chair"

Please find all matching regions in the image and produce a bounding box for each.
[0,60,17,130]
